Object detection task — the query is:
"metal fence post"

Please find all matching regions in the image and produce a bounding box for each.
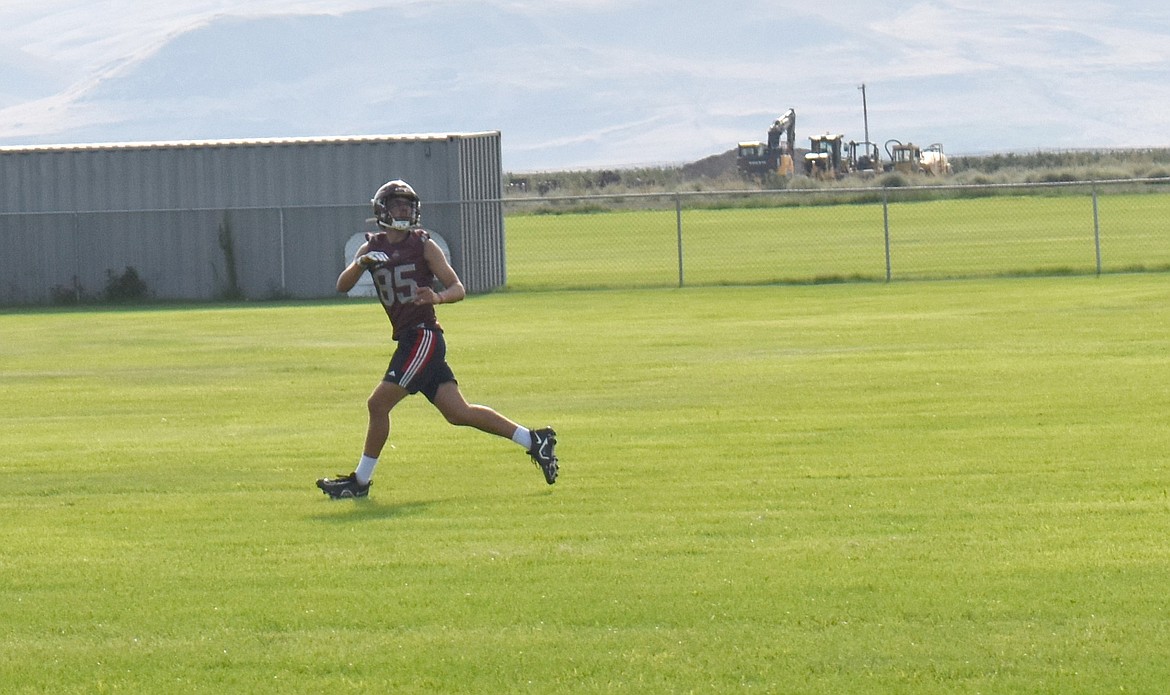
[1092,187,1102,276]
[883,191,892,282]
[676,193,684,288]
[278,207,288,291]
[72,212,83,302]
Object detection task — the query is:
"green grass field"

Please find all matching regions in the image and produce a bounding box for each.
[3,275,1170,693]
[504,192,1170,290]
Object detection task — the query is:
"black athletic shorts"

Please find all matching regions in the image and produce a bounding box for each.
[384,326,456,402]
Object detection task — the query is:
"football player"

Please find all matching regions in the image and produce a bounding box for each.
[317,180,557,498]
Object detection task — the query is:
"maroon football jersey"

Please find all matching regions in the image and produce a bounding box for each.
[364,229,442,340]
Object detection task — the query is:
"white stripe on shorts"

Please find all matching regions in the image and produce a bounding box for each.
[400,329,434,388]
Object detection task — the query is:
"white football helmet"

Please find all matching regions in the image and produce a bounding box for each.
[371,179,421,230]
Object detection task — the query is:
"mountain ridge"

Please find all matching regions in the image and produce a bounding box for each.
[1,1,1168,171]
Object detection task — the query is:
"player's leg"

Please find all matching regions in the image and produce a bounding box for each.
[316,380,409,499]
[430,380,519,436]
[317,335,417,498]
[431,381,558,484]
[365,380,410,458]
[353,332,423,481]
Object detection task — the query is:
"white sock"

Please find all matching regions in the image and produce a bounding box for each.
[511,427,533,450]
[355,454,378,484]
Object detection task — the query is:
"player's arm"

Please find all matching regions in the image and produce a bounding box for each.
[414,239,466,305]
[336,243,387,293]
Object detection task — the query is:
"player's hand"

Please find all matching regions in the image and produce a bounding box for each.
[358,251,389,268]
[412,286,440,305]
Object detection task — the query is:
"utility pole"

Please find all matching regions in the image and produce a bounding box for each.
[858,83,870,147]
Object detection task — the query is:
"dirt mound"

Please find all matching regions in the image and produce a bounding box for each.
[680,149,737,179]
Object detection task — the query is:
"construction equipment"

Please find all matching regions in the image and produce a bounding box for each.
[849,140,882,176]
[804,133,853,179]
[919,143,952,176]
[805,136,885,179]
[885,140,918,174]
[736,109,797,178]
[884,140,952,176]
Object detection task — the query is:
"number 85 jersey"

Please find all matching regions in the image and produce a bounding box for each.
[363,229,443,340]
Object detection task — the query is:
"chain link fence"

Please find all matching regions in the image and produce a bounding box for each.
[502,179,1170,291]
[4,178,1167,305]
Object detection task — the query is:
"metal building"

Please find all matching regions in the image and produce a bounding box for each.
[0,131,505,304]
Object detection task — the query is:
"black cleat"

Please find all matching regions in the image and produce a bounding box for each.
[316,472,371,499]
[527,427,558,484]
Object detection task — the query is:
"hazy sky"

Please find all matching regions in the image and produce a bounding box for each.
[3,1,1168,170]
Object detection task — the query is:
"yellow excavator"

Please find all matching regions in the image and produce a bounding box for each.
[736,109,797,178]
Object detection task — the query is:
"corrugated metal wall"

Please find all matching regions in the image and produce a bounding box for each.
[457,134,507,291]
[0,133,505,304]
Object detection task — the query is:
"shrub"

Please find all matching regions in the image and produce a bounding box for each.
[50,277,85,305]
[104,266,149,302]
[879,173,909,188]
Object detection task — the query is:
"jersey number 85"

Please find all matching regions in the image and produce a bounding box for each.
[373,264,418,305]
